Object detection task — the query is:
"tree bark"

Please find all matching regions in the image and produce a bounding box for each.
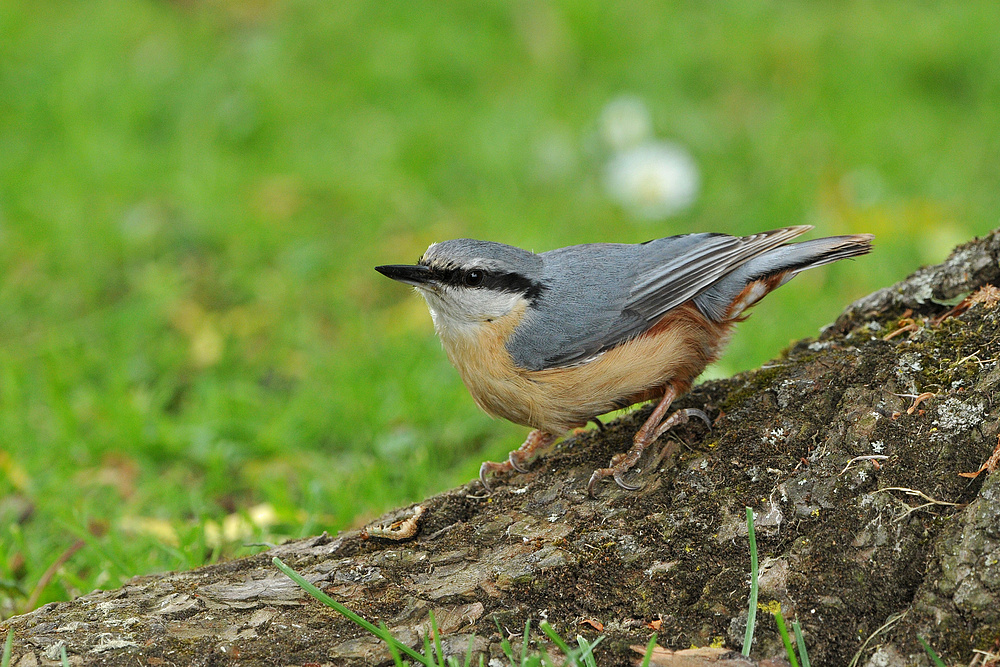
[4,230,1000,667]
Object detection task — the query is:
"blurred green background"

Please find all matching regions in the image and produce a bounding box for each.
[1,0,998,616]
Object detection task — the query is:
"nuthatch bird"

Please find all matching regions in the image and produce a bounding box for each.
[376,225,872,495]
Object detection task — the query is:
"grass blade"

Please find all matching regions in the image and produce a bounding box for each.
[741,507,759,657]
[918,636,946,667]
[429,609,445,667]
[463,633,476,667]
[381,622,405,666]
[640,634,657,667]
[539,621,572,658]
[493,618,517,665]
[575,634,604,667]
[792,620,811,667]
[423,631,433,667]
[273,556,431,665]
[2,629,13,667]
[772,607,799,667]
[522,618,531,665]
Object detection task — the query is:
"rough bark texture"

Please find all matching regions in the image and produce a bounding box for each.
[3,231,1000,667]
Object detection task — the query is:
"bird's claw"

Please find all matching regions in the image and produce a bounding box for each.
[613,470,642,491]
[478,462,494,494]
[479,451,532,492]
[478,430,553,492]
[586,469,607,497]
[479,460,512,493]
[681,408,712,430]
[587,466,643,496]
[508,451,529,473]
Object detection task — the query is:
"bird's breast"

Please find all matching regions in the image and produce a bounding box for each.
[434,301,543,429]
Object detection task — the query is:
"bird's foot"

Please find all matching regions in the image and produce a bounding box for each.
[587,404,710,497]
[478,459,511,493]
[587,451,643,496]
[478,430,556,493]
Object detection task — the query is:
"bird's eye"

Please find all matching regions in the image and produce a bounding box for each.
[464,270,485,287]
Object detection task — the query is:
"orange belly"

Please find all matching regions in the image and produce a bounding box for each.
[440,302,731,434]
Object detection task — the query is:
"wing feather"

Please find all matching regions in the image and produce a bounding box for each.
[512,226,813,370]
[626,226,812,321]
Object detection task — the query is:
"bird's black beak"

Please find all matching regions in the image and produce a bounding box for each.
[374,264,434,287]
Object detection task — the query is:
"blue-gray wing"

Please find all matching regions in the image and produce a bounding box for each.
[507,226,813,371]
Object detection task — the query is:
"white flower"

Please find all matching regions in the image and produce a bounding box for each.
[599,95,653,152]
[604,142,699,220]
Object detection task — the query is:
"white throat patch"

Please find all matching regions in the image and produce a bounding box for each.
[418,285,525,339]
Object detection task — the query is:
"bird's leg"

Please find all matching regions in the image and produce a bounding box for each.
[587,386,710,496]
[585,386,677,495]
[479,429,556,492]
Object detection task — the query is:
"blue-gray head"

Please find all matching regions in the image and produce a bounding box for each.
[375,239,546,336]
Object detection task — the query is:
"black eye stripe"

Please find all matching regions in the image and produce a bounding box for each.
[429,266,546,301]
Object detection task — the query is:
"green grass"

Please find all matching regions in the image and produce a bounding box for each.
[1,629,12,667]
[792,620,811,667]
[742,507,759,656]
[919,636,948,667]
[3,0,1000,616]
[772,606,800,667]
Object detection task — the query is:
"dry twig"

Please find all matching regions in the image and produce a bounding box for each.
[873,486,965,522]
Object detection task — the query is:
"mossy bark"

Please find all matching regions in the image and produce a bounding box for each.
[3,230,1000,667]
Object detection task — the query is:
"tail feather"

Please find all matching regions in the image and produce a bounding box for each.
[774,233,875,271]
[693,233,874,322]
